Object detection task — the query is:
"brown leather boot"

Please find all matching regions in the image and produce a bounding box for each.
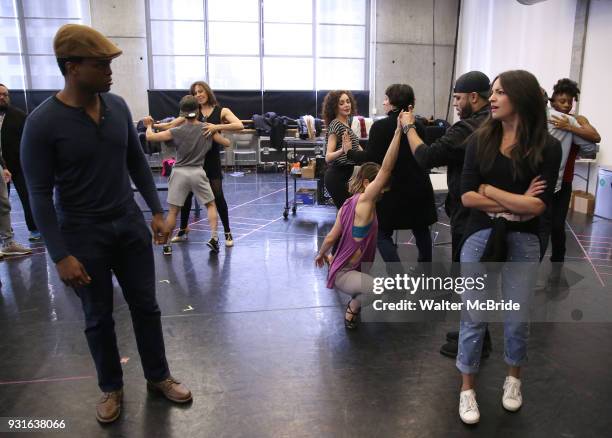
[96,389,123,423]
[147,376,192,403]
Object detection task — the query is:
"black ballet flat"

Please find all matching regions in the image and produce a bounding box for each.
[344,300,361,330]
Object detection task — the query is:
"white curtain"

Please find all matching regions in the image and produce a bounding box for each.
[455,0,577,96]
[579,0,612,170]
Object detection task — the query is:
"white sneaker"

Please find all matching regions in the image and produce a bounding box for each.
[170,233,188,243]
[459,389,480,424]
[1,240,33,256]
[502,376,522,411]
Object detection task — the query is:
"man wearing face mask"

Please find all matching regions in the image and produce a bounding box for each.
[399,71,492,359]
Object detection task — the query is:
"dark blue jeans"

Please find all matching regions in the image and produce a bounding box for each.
[61,204,169,392]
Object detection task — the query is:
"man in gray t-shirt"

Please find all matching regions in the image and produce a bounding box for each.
[144,95,229,254]
[170,122,213,168]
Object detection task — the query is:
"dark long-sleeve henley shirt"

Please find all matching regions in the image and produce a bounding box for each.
[20,93,162,262]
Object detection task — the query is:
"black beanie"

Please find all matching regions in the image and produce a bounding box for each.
[454,71,491,93]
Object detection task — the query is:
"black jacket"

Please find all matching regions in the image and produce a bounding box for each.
[412,105,490,235]
[347,109,437,230]
[0,105,27,173]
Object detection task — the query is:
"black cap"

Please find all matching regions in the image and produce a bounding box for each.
[454,71,491,93]
[179,95,199,118]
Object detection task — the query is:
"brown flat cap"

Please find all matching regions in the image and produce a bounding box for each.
[53,24,122,59]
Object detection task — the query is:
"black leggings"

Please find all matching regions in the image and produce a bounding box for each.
[179,178,230,233]
[324,166,353,209]
[540,181,572,262]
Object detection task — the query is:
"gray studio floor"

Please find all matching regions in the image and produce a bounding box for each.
[1,171,611,437]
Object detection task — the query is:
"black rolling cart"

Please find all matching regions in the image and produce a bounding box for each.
[281,138,327,219]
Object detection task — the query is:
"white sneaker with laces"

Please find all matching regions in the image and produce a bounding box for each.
[170,232,188,243]
[459,389,480,424]
[502,376,522,411]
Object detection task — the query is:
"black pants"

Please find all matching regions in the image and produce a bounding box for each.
[541,181,572,262]
[7,170,37,232]
[180,178,230,233]
[62,204,169,392]
[377,226,433,263]
[324,166,353,209]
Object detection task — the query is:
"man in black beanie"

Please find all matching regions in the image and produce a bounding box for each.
[399,71,492,358]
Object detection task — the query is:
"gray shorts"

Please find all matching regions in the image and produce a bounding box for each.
[167,166,215,207]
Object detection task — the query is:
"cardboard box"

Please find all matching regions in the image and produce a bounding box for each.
[571,190,595,215]
[300,159,317,179]
[301,166,315,179]
[295,188,317,205]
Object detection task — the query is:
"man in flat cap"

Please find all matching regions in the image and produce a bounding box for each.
[399,71,493,358]
[20,24,192,423]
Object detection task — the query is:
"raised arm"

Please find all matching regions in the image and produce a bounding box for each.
[144,116,173,142]
[400,108,469,169]
[360,113,403,202]
[325,121,346,164]
[347,122,383,164]
[154,116,185,131]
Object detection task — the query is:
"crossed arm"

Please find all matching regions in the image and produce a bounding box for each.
[460,142,553,217]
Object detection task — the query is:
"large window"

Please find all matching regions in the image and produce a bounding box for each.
[146,0,369,90]
[0,0,90,90]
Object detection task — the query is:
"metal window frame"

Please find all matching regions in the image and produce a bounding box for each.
[145,0,371,92]
[5,0,91,95]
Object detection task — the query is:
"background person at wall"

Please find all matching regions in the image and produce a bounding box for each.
[0,83,39,241]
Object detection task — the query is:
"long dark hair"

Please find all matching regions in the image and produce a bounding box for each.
[189,80,218,107]
[474,70,548,180]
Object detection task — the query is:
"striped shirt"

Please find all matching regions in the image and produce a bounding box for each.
[326,118,360,166]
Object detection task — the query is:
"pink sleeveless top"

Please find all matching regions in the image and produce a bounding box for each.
[327,193,378,288]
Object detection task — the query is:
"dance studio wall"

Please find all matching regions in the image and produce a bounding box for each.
[455,0,611,194]
[579,0,612,181]
[90,0,150,120]
[454,0,577,100]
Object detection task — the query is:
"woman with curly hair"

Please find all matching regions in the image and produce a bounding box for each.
[322,90,362,209]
